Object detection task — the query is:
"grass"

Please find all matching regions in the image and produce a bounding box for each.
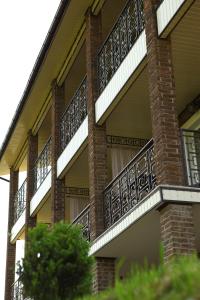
[81,255,200,300]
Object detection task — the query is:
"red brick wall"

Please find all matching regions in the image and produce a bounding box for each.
[144,0,196,262]
[92,257,115,293]
[51,81,65,223]
[144,0,184,186]
[86,9,108,240]
[25,132,38,246]
[160,204,196,261]
[4,169,18,300]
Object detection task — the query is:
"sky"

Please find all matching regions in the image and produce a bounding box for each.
[0,1,60,297]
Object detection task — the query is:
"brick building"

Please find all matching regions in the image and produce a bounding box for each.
[1,0,200,299]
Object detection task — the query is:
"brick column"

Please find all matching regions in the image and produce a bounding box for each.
[25,132,38,246]
[92,257,115,293]
[160,204,196,261]
[4,169,18,300]
[51,81,65,223]
[144,0,196,261]
[86,9,115,293]
[144,0,184,186]
[86,9,107,241]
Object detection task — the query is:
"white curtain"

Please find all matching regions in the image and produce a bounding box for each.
[69,196,89,221]
[110,146,140,178]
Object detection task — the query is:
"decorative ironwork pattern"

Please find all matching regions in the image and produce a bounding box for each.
[182,129,200,187]
[12,280,23,300]
[107,135,149,148]
[98,0,144,94]
[65,187,89,197]
[14,179,27,223]
[73,205,90,241]
[104,139,156,229]
[60,77,87,151]
[34,137,52,193]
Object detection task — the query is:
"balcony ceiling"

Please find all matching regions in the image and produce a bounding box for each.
[172,0,200,115]
[93,208,161,268]
[106,66,152,140]
[0,0,96,175]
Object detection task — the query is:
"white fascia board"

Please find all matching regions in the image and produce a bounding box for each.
[157,0,186,36]
[57,116,88,177]
[89,185,200,256]
[11,211,25,243]
[162,185,200,203]
[30,171,51,216]
[95,30,147,124]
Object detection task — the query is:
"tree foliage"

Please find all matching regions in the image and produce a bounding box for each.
[19,222,94,300]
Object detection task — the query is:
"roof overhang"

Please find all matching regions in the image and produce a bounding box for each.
[0,0,100,175]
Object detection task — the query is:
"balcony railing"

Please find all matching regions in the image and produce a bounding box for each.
[60,76,87,151]
[14,179,27,223]
[73,204,90,241]
[98,0,144,94]
[104,139,156,229]
[182,129,200,187]
[34,137,52,193]
[12,279,23,300]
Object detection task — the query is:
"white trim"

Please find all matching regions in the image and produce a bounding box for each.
[157,0,185,36]
[30,171,51,215]
[11,211,25,243]
[95,30,147,124]
[162,187,200,203]
[89,185,200,256]
[57,116,88,177]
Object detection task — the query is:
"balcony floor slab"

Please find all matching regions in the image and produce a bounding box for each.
[90,185,200,261]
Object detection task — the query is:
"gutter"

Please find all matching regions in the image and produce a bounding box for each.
[0,0,70,161]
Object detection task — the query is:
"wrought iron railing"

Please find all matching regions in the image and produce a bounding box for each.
[12,279,23,300]
[14,179,27,223]
[98,0,144,94]
[34,137,52,193]
[104,139,156,229]
[73,204,90,241]
[182,129,200,187]
[60,76,87,151]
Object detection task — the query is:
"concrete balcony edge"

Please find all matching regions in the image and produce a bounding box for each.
[89,184,200,256]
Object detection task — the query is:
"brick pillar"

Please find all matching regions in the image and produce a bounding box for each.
[160,204,196,261]
[92,257,115,293]
[4,169,18,300]
[144,0,184,186]
[144,0,196,261]
[86,9,107,241]
[25,132,38,246]
[86,9,114,293]
[51,81,65,223]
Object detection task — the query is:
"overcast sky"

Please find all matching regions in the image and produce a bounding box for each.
[0,1,60,297]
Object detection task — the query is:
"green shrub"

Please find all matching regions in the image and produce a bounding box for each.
[19,222,94,300]
[81,255,200,300]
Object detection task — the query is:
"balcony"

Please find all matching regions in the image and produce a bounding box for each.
[73,204,90,241]
[34,137,52,193]
[12,279,31,300]
[60,76,87,152]
[182,129,200,187]
[14,179,27,224]
[104,139,156,229]
[98,0,144,95]
[12,279,23,300]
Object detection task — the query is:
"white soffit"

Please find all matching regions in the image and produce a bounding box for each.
[11,211,25,243]
[157,0,188,36]
[89,185,200,256]
[30,171,51,216]
[57,116,88,177]
[95,30,147,124]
